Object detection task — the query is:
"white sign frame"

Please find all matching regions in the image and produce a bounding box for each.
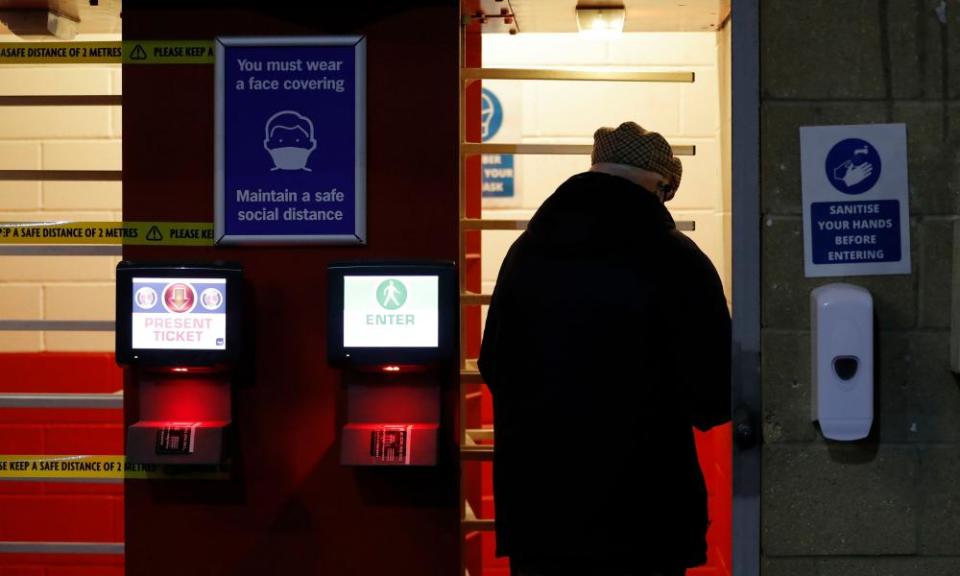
[800,123,911,278]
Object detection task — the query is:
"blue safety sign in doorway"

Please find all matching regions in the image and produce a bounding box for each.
[800,124,911,277]
[480,88,515,201]
[215,36,366,244]
[481,88,502,142]
[481,154,514,198]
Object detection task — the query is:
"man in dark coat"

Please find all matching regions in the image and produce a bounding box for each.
[478,122,731,576]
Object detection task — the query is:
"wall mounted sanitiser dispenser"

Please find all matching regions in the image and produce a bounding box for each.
[811,283,873,441]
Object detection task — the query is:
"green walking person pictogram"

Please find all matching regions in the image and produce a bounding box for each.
[377,279,407,310]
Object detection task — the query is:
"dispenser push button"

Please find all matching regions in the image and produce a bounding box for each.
[833,356,860,381]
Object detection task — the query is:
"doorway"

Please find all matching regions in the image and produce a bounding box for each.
[458,1,757,575]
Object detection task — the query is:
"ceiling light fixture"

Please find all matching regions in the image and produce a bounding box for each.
[576,5,626,37]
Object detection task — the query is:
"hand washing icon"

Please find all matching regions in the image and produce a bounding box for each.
[833,146,874,188]
[825,138,881,195]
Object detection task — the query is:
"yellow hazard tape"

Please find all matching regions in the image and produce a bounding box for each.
[0,42,121,64]
[0,41,214,65]
[122,41,214,65]
[0,455,229,480]
[0,222,214,246]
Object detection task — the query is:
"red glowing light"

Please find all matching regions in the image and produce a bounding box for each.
[382,365,401,372]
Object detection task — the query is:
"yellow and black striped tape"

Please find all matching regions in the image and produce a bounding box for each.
[0,221,214,246]
[122,41,214,65]
[0,455,229,480]
[0,41,214,65]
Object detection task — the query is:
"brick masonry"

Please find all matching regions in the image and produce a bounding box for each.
[761,0,960,569]
[0,52,134,576]
[0,62,121,353]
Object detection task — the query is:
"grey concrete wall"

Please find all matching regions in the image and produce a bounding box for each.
[761,1,960,573]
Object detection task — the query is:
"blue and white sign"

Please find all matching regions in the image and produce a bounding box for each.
[481,88,503,142]
[482,154,514,198]
[215,36,366,244]
[479,87,516,202]
[131,278,227,350]
[801,124,910,277]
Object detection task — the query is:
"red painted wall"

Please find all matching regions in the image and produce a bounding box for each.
[0,353,124,574]
[122,4,460,575]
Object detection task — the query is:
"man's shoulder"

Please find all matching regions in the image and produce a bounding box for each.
[663,228,705,259]
[661,229,722,283]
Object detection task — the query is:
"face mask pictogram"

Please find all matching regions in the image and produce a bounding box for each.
[263,110,317,171]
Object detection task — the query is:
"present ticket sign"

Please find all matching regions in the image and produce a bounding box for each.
[131,278,227,350]
[800,123,911,277]
[215,36,366,244]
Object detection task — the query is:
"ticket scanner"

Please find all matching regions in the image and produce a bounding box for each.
[116,262,243,464]
[328,261,455,466]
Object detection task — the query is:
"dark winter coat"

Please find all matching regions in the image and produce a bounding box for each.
[478,171,731,572]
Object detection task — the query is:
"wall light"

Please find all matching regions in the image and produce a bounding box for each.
[576,5,626,37]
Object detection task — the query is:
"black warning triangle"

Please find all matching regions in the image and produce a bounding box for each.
[130,44,148,61]
[146,226,163,241]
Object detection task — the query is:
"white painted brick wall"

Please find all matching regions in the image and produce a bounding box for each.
[0,332,43,351]
[0,210,118,221]
[669,139,723,211]
[45,283,115,321]
[0,284,43,319]
[43,181,122,211]
[42,140,122,170]
[0,142,42,169]
[513,153,591,209]
[0,106,116,139]
[0,282,44,348]
[0,256,117,282]
[0,62,121,352]
[478,222,525,283]
[0,65,116,96]
[45,331,114,352]
[110,69,122,95]
[481,32,729,300]
[110,105,122,138]
[0,182,42,211]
